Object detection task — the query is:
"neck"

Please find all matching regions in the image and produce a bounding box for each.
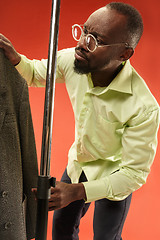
[91,63,123,87]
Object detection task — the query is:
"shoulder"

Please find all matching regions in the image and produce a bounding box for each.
[57,47,75,66]
[58,47,75,57]
[56,47,75,78]
[131,65,159,110]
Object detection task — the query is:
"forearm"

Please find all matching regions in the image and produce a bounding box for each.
[71,183,87,201]
[82,166,148,203]
[16,54,47,87]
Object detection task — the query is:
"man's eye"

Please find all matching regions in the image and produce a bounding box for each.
[83,29,88,35]
[96,38,103,44]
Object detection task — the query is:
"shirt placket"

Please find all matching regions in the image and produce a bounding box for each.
[76,92,91,160]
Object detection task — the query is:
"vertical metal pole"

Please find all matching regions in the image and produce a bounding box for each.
[35,0,61,239]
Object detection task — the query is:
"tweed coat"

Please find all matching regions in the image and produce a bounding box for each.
[0,49,38,239]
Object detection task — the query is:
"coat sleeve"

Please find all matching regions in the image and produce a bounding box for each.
[18,81,38,239]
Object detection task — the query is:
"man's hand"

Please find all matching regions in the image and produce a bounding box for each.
[48,181,87,211]
[0,33,21,65]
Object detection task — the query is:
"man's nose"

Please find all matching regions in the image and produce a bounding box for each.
[77,35,88,51]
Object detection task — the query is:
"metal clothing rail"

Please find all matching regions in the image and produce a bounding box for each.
[35,0,61,239]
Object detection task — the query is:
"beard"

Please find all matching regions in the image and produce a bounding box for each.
[73,58,91,75]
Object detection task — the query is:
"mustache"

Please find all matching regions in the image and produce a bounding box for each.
[75,46,88,60]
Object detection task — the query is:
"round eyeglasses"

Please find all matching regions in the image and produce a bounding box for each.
[72,24,130,52]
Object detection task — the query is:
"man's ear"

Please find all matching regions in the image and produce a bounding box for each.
[119,47,134,61]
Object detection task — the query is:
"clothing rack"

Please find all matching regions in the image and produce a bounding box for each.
[35,0,61,239]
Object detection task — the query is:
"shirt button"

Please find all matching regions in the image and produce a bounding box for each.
[4,222,12,230]
[1,191,8,198]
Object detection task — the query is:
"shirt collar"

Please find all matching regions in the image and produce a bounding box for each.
[88,60,133,96]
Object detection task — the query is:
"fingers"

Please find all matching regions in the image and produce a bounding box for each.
[0,33,11,43]
[48,184,63,211]
[31,188,37,195]
[49,187,60,202]
[48,200,60,211]
[0,33,21,65]
[31,182,72,211]
[31,187,60,210]
[48,192,61,211]
[48,198,62,211]
[0,33,12,51]
[0,38,11,52]
[31,188,37,201]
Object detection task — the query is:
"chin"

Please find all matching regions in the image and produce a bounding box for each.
[73,59,91,74]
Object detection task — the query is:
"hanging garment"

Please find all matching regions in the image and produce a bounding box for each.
[0,49,38,240]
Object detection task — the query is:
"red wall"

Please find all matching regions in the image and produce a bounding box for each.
[0,0,160,239]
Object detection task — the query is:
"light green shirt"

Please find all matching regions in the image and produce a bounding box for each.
[16,48,160,202]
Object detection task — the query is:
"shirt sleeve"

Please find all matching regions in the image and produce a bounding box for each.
[15,54,65,87]
[82,108,160,202]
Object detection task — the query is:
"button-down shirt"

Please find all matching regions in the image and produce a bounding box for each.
[16,48,160,202]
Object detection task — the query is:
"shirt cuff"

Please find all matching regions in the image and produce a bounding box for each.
[15,55,25,72]
[82,178,111,203]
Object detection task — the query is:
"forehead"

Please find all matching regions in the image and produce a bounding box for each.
[85,7,127,40]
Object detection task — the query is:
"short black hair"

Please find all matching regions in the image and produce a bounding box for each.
[106,2,143,48]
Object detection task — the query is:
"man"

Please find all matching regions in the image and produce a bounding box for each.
[0,2,159,240]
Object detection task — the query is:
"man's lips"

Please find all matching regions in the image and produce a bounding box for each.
[75,49,88,61]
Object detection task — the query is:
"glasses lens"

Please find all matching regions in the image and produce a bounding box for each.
[86,34,97,52]
[72,25,82,41]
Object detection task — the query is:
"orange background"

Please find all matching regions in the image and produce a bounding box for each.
[0,0,160,239]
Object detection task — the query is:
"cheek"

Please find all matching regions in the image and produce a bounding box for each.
[95,48,120,66]
[89,52,110,69]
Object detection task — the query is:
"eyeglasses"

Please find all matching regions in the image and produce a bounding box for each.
[72,24,130,52]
